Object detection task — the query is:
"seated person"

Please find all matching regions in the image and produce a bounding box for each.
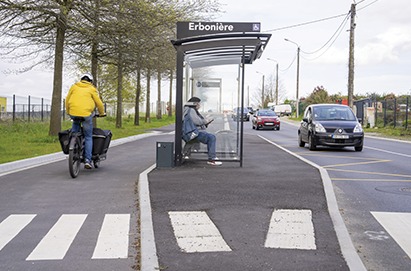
[183,97,222,166]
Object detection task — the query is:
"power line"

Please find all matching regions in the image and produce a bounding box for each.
[273,0,380,70]
[265,13,348,33]
[280,53,297,73]
[280,0,379,62]
[300,13,350,56]
[357,0,380,11]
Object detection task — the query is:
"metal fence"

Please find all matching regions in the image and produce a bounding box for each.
[0,94,168,122]
[354,96,410,129]
[0,95,52,122]
[377,97,410,129]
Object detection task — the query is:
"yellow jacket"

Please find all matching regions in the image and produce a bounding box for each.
[65,80,105,117]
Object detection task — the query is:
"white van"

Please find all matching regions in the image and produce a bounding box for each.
[270,104,292,116]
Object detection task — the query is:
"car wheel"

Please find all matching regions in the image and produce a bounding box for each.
[355,145,363,152]
[277,126,280,131]
[308,134,316,151]
[298,133,305,147]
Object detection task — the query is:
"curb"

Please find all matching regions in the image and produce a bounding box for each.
[258,134,366,271]
[0,132,163,177]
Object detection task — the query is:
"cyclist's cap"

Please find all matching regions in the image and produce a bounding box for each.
[81,72,93,82]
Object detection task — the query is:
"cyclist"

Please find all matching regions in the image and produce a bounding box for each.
[65,73,105,169]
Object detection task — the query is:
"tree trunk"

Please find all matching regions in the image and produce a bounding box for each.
[116,54,123,128]
[134,68,141,126]
[145,69,151,123]
[48,12,68,136]
[156,70,162,119]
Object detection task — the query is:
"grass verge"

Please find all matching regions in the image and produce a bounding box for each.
[0,115,175,164]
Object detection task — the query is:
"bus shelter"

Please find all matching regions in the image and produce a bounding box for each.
[171,22,271,167]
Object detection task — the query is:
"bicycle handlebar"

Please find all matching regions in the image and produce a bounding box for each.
[94,113,107,118]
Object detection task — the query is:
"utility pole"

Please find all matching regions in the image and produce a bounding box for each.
[267,58,279,105]
[285,38,300,118]
[256,71,265,108]
[262,74,265,108]
[275,62,279,105]
[348,3,356,109]
[296,46,300,117]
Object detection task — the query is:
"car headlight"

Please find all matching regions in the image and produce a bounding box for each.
[354,123,363,133]
[314,123,326,133]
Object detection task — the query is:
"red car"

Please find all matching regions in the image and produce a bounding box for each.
[252,109,281,130]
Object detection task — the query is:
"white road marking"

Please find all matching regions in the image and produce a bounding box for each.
[0,214,36,251]
[168,211,231,253]
[265,209,316,250]
[371,212,411,258]
[92,214,130,259]
[26,214,87,261]
[365,146,411,158]
[224,115,230,130]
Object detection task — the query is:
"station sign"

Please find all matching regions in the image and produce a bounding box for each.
[196,81,221,88]
[177,22,261,39]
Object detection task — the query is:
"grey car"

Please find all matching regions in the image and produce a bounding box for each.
[232,107,249,121]
[298,104,364,151]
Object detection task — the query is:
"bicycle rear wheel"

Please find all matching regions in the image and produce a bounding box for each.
[69,137,81,178]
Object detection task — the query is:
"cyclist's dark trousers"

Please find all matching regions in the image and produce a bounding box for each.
[70,113,93,163]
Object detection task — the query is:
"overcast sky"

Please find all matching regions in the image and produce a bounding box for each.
[1,0,410,106]
[214,0,411,106]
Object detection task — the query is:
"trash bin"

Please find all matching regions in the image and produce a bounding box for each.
[156,142,174,168]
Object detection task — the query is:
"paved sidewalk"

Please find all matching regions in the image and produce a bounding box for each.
[140,133,366,271]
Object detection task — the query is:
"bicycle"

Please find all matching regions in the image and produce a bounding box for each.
[59,115,112,178]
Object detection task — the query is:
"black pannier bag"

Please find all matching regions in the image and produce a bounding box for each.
[92,128,112,155]
[58,129,71,154]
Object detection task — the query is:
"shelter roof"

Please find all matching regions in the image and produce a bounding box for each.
[171,32,271,68]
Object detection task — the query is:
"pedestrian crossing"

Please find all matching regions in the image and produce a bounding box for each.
[168,210,411,256]
[169,209,317,253]
[3,211,411,261]
[169,211,232,253]
[0,214,131,261]
[265,209,316,250]
[371,211,411,259]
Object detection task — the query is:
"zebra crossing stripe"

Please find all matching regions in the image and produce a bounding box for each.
[264,209,316,250]
[168,211,231,253]
[26,214,88,261]
[92,214,130,259]
[0,214,37,252]
[371,212,411,258]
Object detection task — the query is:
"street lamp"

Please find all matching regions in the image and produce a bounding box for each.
[284,38,300,118]
[267,58,279,105]
[256,71,265,108]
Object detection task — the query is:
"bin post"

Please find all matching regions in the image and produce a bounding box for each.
[156,142,174,168]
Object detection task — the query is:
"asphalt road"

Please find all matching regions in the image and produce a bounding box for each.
[248,118,411,271]
[0,130,174,271]
[1,115,410,271]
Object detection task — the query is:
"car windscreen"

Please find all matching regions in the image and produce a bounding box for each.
[313,106,356,121]
[237,108,249,113]
[258,110,276,116]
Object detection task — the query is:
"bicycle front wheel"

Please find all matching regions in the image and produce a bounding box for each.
[68,138,81,178]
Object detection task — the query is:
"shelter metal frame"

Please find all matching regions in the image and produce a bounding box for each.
[171,32,271,166]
